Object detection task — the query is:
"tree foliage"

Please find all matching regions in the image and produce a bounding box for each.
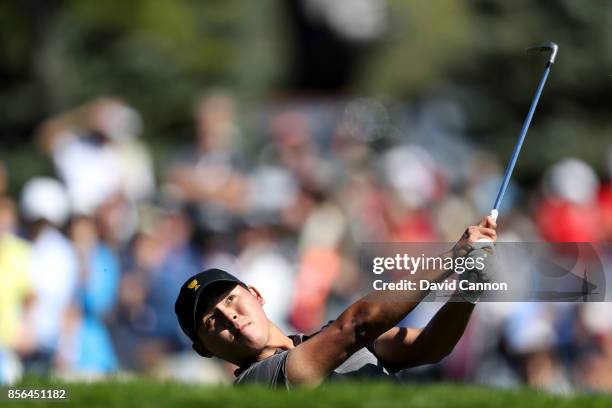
[0,0,609,176]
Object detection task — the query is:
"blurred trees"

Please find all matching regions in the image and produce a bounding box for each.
[0,0,610,184]
[358,0,611,175]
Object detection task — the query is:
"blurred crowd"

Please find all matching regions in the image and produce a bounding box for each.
[1,93,612,393]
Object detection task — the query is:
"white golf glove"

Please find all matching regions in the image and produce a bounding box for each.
[457,241,498,304]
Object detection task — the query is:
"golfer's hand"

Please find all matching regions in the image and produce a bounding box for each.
[452,216,497,258]
[454,216,499,303]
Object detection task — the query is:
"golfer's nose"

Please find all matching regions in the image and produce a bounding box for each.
[218,306,239,328]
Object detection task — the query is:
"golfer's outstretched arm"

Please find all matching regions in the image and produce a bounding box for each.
[373,216,497,369]
[373,301,475,370]
[286,216,497,386]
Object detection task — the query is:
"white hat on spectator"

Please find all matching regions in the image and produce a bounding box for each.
[382,145,439,208]
[543,158,599,205]
[247,165,297,214]
[20,177,70,226]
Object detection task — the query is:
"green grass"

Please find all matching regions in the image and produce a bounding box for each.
[2,378,611,408]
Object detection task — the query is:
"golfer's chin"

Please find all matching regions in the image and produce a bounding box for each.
[239,322,268,347]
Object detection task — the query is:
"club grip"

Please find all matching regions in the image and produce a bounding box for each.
[490,209,499,222]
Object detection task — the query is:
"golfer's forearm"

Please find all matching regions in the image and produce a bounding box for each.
[337,252,456,346]
[404,300,475,365]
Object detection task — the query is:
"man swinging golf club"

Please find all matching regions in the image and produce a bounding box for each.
[175,42,557,388]
[174,216,497,388]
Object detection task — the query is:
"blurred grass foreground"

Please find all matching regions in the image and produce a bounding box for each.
[3,379,612,408]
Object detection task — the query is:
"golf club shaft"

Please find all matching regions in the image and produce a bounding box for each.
[490,61,553,222]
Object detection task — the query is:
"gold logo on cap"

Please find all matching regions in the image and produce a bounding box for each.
[187,279,200,290]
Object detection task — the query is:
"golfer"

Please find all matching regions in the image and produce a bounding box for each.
[175,216,497,388]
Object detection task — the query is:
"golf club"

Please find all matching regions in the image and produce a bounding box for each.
[489,41,559,222]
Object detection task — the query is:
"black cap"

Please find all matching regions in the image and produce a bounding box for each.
[175,268,246,343]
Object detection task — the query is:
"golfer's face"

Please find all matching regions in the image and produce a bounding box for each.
[196,283,269,363]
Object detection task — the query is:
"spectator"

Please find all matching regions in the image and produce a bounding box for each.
[113,206,200,372]
[536,158,600,242]
[165,91,248,231]
[0,195,33,352]
[37,98,154,215]
[54,216,120,377]
[19,178,78,375]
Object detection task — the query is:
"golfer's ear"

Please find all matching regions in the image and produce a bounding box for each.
[248,285,265,306]
[192,341,212,358]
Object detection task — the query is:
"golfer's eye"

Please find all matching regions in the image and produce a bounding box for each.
[225,295,235,305]
[204,316,215,329]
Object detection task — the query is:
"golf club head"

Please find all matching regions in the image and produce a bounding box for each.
[527,41,559,64]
